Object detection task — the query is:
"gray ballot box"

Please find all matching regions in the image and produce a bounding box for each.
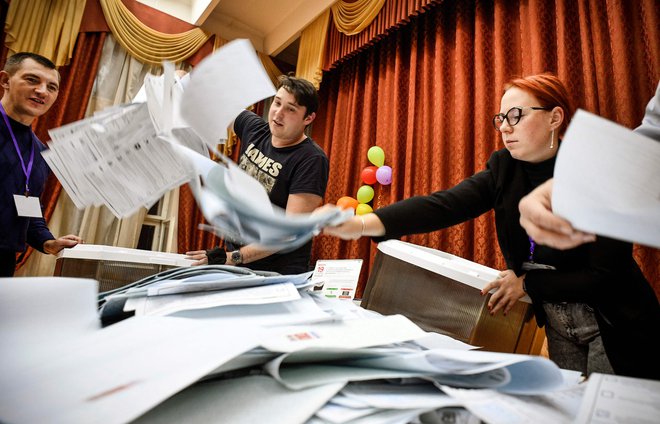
[362,240,538,354]
[54,244,193,292]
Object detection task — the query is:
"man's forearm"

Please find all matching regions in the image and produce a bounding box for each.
[227,243,280,265]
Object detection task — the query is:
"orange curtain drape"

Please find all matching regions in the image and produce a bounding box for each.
[312,0,660,299]
[15,32,107,268]
[324,0,442,69]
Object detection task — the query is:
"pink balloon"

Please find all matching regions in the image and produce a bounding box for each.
[376,166,392,185]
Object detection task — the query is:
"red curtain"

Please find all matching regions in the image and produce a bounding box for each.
[13,32,107,268]
[312,0,660,298]
[324,0,442,68]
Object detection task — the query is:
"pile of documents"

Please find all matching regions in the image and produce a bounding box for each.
[8,274,648,424]
[42,39,350,249]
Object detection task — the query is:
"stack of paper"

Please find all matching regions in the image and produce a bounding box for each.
[9,274,644,423]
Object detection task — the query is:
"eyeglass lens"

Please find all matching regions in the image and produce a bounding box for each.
[493,107,523,129]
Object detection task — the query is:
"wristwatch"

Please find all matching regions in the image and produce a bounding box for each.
[230,249,243,265]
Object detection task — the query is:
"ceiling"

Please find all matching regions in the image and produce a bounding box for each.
[136,0,337,64]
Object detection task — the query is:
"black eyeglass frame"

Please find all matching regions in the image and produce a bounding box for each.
[492,106,551,130]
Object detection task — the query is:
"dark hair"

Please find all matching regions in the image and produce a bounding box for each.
[4,52,59,81]
[505,73,574,136]
[277,74,319,117]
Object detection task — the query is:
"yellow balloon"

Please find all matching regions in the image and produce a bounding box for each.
[356,204,373,215]
[356,185,374,203]
[367,146,385,167]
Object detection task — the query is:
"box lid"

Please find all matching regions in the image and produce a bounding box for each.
[56,244,194,267]
[377,240,532,303]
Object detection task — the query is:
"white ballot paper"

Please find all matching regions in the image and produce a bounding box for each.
[43,103,193,217]
[574,373,660,424]
[0,277,263,424]
[180,38,276,147]
[553,110,660,248]
[178,145,353,249]
[441,383,584,424]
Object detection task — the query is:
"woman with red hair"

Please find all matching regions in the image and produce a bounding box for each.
[324,73,660,379]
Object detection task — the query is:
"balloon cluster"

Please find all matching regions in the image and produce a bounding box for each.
[336,146,392,215]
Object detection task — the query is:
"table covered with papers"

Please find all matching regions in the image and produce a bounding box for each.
[1,273,658,424]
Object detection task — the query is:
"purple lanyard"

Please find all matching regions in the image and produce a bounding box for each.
[528,237,536,262]
[0,103,35,196]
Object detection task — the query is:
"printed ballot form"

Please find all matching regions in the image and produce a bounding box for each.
[311,259,363,301]
[574,373,660,424]
[553,110,660,248]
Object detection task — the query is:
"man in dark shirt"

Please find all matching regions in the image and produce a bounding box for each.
[0,52,82,277]
[186,75,329,274]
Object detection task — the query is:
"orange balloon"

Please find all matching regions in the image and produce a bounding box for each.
[336,196,359,211]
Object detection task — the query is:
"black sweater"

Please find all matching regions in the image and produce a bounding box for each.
[374,148,660,379]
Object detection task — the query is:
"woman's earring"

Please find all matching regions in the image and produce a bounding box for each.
[549,129,555,149]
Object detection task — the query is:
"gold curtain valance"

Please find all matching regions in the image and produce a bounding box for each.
[296,10,331,89]
[331,0,386,36]
[4,0,86,66]
[100,0,211,65]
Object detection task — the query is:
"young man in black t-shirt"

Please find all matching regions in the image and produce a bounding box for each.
[186,75,329,274]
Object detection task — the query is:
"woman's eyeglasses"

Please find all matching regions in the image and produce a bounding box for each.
[492,106,551,130]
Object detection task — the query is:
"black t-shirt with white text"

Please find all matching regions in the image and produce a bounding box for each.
[232,110,329,274]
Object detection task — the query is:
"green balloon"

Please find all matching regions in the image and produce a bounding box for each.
[367,146,385,167]
[356,185,375,203]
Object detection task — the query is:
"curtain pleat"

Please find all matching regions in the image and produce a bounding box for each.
[99,0,211,65]
[325,0,442,68]
[331,0,386,36]
[297,10,331,89]
[312,0,660,299]
[4,0,85,66]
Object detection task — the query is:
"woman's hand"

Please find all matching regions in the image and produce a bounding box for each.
[322,215,365,240]
[481,269,526,315]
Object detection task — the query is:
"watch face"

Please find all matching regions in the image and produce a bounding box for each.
[231,250,242,264]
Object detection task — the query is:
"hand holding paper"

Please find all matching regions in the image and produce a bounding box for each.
[552,110,660,248]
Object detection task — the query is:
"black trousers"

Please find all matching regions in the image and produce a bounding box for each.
[0,250,17,277]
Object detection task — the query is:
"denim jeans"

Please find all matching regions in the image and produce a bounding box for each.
[542,302,613,376]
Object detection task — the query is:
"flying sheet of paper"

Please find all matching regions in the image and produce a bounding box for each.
[180,38,276,147]
[43,38,350,250]
[44,103,193,217]
[553,110,660,248]
[175,144,353,249]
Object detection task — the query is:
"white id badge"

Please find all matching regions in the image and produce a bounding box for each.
[13,194,43,218]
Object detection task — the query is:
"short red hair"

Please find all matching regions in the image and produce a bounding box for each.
[505,73,575,136]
